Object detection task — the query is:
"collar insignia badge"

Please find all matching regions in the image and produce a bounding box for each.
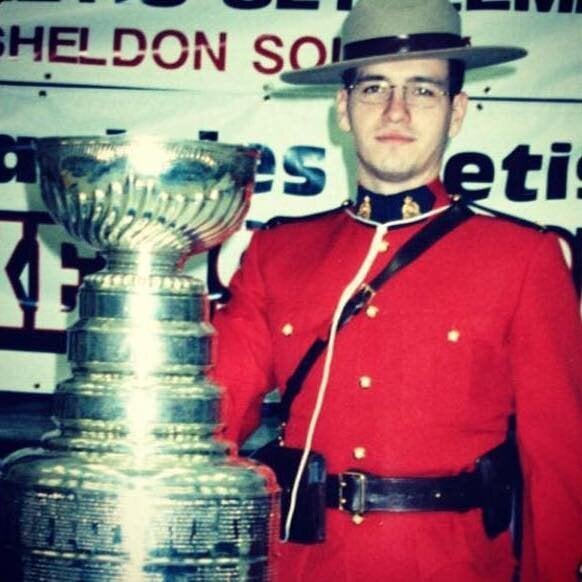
[401,195,421,219]
[357,195,372,219]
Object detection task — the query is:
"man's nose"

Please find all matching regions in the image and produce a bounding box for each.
[382,86,410,121]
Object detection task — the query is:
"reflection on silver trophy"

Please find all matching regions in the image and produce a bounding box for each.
[0,136,280,581]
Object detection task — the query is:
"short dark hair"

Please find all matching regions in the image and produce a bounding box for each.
[341,67,358,89]
[448,59,465,97]
[341,59,466,99]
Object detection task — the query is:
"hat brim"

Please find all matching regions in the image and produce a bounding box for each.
[281,46,527,85]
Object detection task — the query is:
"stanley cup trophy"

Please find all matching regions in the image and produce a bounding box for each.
[0,136,280,581]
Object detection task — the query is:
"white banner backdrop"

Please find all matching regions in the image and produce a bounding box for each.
[0,0,580,392]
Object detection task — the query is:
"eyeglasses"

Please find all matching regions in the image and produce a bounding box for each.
[348,78,450,109]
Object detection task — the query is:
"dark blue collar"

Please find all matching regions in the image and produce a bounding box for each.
[355,184,436,223]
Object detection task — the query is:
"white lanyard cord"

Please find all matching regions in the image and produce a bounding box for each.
[282,223,388,542]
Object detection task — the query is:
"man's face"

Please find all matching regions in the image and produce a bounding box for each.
[336,58,467,194]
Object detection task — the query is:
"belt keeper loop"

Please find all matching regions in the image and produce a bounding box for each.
[339,477,348,511]
[341,471,367,515]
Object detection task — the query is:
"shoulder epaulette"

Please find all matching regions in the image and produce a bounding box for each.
[466,200,546,232]
[245,201,352,231]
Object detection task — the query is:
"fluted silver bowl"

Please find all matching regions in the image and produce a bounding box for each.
[36,136,258,256]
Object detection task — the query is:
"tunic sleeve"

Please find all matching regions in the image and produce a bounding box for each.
[510,232,582,581]
[211,231,277,446]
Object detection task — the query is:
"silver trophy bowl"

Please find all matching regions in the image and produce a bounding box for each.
[0,136,280,581]
[37,135,257,256]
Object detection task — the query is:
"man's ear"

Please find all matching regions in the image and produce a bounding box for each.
[336,89,352,133]
[448,91,468,139]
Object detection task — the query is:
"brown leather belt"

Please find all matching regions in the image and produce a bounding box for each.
[326,470,482,514]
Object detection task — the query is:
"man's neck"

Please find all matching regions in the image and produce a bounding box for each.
[358,173,441,196]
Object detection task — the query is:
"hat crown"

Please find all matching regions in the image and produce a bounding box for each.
[280,0,526,84]
[343,0,461,45]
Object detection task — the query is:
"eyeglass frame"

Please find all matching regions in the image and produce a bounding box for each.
[346,75,451,109]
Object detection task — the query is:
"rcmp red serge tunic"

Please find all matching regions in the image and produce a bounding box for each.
[212,180,582,581]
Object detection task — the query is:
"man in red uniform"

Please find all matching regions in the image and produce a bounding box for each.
[212,0,582,579]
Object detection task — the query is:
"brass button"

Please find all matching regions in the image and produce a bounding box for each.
[353,446,366,460]
[352,514,364,525]
[447,329,460,342]
[358,376,372,389]
[281,323,294,336]
[378,239,390,252]
[365,305,379,318]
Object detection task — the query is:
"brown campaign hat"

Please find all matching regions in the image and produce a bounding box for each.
[281,0,526,85]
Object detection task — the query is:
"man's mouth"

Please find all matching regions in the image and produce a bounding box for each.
[376,132,415,144]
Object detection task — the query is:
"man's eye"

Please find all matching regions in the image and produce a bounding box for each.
[360,83,384,95]
[413,85,437,98]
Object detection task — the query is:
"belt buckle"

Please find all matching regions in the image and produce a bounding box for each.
[358,283,376,307]
[339,471,367,523]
